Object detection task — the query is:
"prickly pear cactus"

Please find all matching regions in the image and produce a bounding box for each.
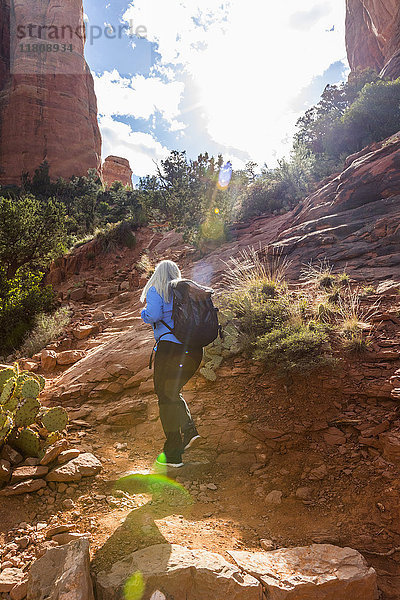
[33,374,46,391]
[0,364,69,457]
[21,378,40,399]
[14,398,40,427]
[0,378,16,405]
[0,368,15,393]
[14,428,40,457]
[45,431,61,446]
[0,412,12,442]
[41,407,68,433]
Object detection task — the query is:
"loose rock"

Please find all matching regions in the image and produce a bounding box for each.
[228,544,378,599]
[27,539,94,600]
[0,479,47,496]
[95,543,262,600]
[0,568,25,592]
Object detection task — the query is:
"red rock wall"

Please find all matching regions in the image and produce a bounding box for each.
[102,155,133,189]
[0,0,101,186]
[346,0,400,79]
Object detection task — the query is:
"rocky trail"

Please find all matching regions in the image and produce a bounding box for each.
[0,219,400,599]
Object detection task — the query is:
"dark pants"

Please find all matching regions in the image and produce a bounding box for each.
[154,341,203,457]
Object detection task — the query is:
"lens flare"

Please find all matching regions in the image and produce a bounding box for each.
[218,161,232,189]
[214,208,220,214]
[124,571,145,600]
[116,470,191,498]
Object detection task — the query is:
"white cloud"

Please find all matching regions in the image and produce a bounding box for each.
[123,0,347,165]
[94,70,184,126]
[99,116,170,177]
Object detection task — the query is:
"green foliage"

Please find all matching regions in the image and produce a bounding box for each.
[136,151,234,244]
[294,68,379,154]
[223,247,334,374]
[295,70,400,160]
[232,291,291,351]
[95,220,137,253]
[0,364,68,456]
[239,144,317,220]
[340,78,400,151]
[0,269,56,354]
[254,323,332,374]
[21,164,146,241]
[0,194,67,279]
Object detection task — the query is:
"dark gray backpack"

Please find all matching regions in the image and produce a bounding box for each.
[161,279,221,347]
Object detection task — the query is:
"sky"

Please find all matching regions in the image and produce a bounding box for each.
[83,0,349,182]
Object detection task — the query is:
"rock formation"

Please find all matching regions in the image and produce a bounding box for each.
[102,156,133,189]
[346,0,400,79]
[0,0,101,186]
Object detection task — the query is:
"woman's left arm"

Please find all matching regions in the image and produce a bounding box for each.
[141,286,163,324]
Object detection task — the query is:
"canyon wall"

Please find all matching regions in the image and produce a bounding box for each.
[0,0,101,186]
[346,0,400,79]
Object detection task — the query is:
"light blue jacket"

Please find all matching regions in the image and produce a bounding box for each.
[141,286,182,346]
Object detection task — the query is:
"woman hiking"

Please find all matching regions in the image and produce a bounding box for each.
[140,260,202,468]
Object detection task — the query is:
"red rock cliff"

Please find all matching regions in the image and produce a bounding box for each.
[346,0,400,79]
[102,156,133,189]
[0,0,101,186]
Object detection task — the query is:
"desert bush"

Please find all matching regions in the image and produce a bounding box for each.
[223,246,333,372]
[19,307,71,357]
[96,220,137,253]
[0,270,56,354]
[254,322,332,374]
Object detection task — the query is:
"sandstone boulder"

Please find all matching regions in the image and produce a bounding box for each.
[27,538,94,600]
[228,544,378,599]
[58,449,81,464]
[56,350,86,366]
[72,325,98,340]
[40,440,69,466]
[11,465,48,483]
[46,452,101,482]
[41,350,57,372]
[1,445,23,465]
[0,459,11,483]
[95,396,148,427]
[95,543,262,600]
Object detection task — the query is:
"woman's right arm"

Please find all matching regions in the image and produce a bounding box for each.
[140,287,163,324]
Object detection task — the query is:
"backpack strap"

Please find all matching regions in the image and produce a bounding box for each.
[148,329,173,369]
[159,319,174,333]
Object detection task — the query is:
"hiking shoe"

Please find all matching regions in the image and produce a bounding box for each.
[183,427,201,451]
[156,453,184,468]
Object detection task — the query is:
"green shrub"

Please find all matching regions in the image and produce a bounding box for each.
[229,289,291,352]
[0,270,56,354]
[96,220,137,253]
[254,323,332,374]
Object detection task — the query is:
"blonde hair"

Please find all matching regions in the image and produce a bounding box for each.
[140,260,182,303]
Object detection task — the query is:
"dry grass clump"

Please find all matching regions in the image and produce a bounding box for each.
[222,250,382,368]
[18,307,71,357]
[223,245,333,374]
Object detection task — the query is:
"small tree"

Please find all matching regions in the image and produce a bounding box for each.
[0,195,66,279]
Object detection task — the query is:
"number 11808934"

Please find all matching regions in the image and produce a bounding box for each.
[19,43,73,53]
